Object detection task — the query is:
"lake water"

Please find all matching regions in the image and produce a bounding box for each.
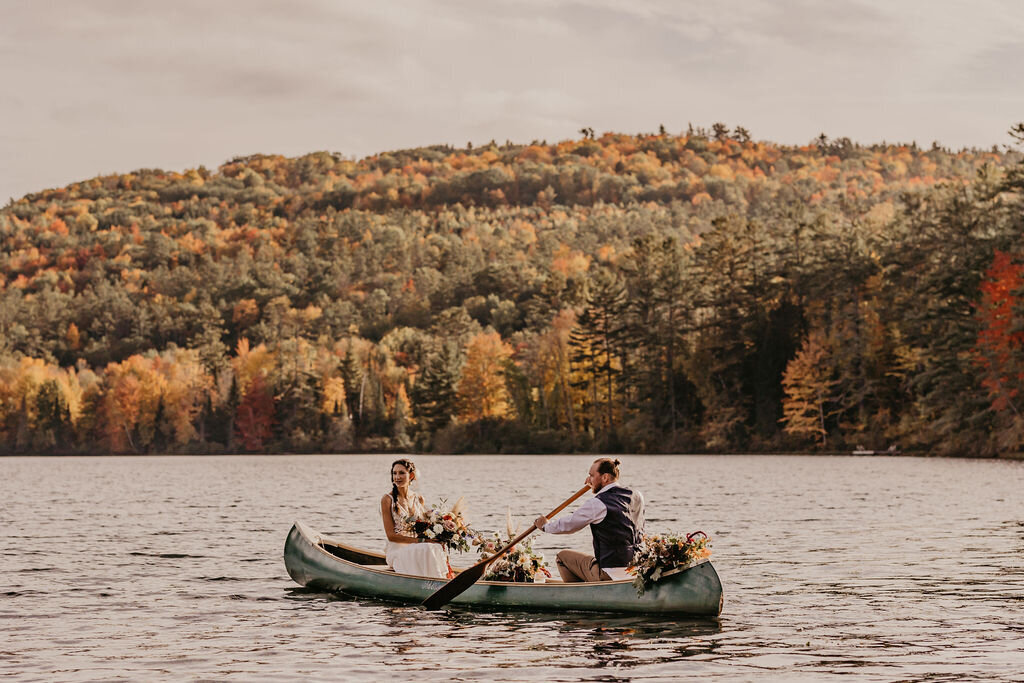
[2,454,1022,681]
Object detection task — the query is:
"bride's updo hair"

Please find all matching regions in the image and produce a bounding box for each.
[390,458,417,511]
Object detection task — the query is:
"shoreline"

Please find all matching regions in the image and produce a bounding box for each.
[2,451,1022,459]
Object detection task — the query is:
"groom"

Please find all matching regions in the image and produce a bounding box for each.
[534,458,645,582]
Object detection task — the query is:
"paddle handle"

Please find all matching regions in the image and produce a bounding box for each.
[542,483,591,524]
[487,483,590,564]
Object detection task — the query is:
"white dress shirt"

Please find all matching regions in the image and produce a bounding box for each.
[541,483,640,579]
[542,483,620,534]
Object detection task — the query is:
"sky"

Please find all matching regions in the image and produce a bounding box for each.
[2,0,1023,202]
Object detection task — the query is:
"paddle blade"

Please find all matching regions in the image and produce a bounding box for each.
[422,561,488,610]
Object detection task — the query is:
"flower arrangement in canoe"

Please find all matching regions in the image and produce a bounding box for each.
[474,533,552,583]
[403,497,475,553]
[628,531,712,595]
[473,510,552,583]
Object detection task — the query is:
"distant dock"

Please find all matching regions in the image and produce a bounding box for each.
[852,445,901,456]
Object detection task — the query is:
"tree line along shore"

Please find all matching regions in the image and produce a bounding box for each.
[2,126,1023,456]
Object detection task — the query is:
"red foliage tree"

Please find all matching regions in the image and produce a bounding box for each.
[974,251,1024,412]
[234,373,275,451]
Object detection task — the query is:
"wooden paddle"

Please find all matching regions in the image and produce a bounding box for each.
[421,483,591,610]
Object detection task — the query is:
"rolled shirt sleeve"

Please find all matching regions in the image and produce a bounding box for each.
[542,496,606,534]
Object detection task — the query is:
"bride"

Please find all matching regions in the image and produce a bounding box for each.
[380,458,448,578]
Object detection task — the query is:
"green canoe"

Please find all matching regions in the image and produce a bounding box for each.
[284,522,723,616]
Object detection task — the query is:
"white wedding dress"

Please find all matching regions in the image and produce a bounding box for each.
[384,493,448,578]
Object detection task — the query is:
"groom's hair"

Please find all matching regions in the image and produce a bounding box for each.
[594,458,621,479]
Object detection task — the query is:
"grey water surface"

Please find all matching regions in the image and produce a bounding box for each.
[2,454,1022,682]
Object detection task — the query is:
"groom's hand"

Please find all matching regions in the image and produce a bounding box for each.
[534,515,548,530]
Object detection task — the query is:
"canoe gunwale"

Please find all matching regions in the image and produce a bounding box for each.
[299,521,706,587]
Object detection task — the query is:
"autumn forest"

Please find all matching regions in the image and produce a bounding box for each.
[3,124,1024,456]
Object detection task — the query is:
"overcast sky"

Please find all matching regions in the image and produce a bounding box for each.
[2,0,1022,202]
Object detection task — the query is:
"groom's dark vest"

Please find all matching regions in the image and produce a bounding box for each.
[591,485,644,569]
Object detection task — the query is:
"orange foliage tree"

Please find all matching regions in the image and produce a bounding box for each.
[781,331,838,447]
[98,357,165,452]
[455,331,513,422]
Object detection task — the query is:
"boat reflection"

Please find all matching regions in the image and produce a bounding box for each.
[286,584,722,670]
[434,607,724,670]
[439,606,721,638]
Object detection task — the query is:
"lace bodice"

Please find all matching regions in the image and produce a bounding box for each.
[387,493,425,537]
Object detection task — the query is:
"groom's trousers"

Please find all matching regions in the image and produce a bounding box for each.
[555,550,612,582]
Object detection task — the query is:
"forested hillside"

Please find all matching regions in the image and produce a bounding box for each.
[2,126,1023,455]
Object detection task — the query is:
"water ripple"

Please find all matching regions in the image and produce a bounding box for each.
[2,454,1023,681]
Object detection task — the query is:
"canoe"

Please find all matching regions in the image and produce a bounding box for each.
[283,522,724,616]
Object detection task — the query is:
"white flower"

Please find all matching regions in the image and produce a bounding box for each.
[432,523,444,535]
[425,529,435,538]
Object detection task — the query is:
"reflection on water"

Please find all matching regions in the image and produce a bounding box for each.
[1,454,1023,681]
[285,584,723,678]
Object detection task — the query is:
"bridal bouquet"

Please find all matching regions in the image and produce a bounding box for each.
[474,511,552,583]
[403,497,475,553]
[628,531,712,596]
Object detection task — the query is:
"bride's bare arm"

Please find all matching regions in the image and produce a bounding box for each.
[381,495,416,544]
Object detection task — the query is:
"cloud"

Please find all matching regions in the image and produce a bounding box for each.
[1,0,1021,200]
[954,42,1024,94]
